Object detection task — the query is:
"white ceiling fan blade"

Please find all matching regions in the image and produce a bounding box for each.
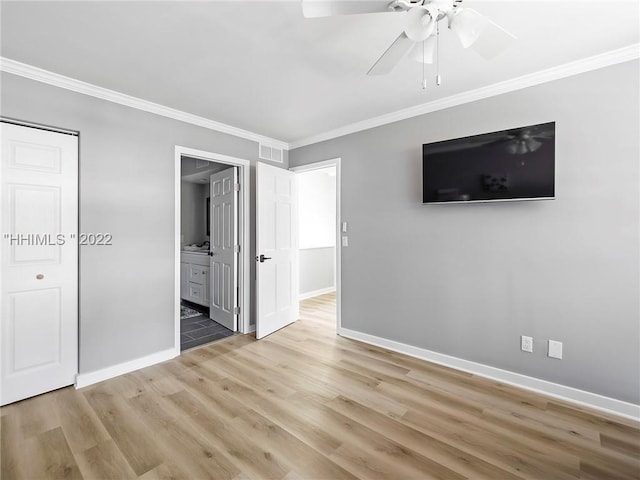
[367,32,416,75]
[449,7,489,48]
[450,7,516,59]
[302,0,392,18]
[469,20,517,60]
[409,35,436,64]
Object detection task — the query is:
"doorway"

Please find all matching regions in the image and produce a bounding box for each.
[174,146,251,353]
[290,158,342,332]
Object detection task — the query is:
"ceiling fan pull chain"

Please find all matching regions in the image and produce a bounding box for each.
[436,22,442,86]
[422,40,427,89]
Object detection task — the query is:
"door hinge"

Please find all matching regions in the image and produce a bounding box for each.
[234,245,240,253]
[234,184,241,192]
[233,306,240,315]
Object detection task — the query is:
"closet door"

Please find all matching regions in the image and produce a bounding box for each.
[1,122,78,406]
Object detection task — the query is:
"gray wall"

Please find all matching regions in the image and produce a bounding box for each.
[1,72,287,373]
[300,247,335,296]
[180,181,206,247]
[289,61,640,404]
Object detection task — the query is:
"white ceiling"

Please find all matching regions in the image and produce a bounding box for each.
[1,1,638,145]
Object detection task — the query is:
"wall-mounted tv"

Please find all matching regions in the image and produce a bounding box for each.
[423,122,555,204]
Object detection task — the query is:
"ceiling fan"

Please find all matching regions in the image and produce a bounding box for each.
[302,0,516,87]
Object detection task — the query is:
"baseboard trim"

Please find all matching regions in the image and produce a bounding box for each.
[75,347,179,389]
[299,287,336,300]
[338,327,640,421]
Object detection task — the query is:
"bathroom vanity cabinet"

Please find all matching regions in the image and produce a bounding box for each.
[180,252,210,307]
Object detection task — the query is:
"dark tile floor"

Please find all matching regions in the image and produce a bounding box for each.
[180,301,234,351]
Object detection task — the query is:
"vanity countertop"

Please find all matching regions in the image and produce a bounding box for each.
[182,250,208,255]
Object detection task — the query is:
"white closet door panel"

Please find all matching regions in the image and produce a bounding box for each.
[1,122,78,406]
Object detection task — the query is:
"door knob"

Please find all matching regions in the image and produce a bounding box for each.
[256,254,272,263]
[36,274,44,280]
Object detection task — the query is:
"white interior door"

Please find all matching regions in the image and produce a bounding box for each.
[1,122,78,406]
[209,167,237,331]
[256,162,298,339]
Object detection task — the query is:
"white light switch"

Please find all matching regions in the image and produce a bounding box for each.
[341,236,349,247]
[548,340,563,359]
[342,222,348,233]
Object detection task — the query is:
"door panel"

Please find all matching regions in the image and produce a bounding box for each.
[10,288,61,371]
[209,167,237,331]
[256,162,298,339]
[10,141,62,172]
[1,122,78,406]
[10,185,61,264]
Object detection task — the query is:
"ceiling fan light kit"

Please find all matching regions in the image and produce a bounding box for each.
[410,35,436,64]
[302,0,516,87]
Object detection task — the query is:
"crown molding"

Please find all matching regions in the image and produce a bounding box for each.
[3,44,638,152]
[289,43,640,149]
[0,57,290,151]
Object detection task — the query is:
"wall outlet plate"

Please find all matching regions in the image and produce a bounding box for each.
[548,340,563,359]
[521,335,533,353]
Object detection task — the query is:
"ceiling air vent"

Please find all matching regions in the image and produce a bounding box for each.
[259,143,283,163]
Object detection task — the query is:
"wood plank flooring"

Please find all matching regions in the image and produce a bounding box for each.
[2,292,639,479]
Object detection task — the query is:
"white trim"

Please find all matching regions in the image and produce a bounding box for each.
[4,45,638,151]
[174,152,182,357]
[175,146,252,349]
[337,327,640,421]
[291,158,342,333]
[75,348,177,389]
[299,286,336,301]
[0,117,79,136]
[290,158,341,173]
[0,57,288,151]
[289,44,640,149]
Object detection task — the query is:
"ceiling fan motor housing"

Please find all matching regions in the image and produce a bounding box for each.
[388,0,457,13]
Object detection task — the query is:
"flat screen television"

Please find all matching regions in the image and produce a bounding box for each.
[422,122,555,204]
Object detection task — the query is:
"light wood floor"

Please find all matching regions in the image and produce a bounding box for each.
[2,292,639,479]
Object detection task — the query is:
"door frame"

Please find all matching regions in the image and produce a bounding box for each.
[174,146,251,353]
[290,158,342,332]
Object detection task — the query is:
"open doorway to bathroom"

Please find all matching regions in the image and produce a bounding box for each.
[176,147,251,352]
[180,156,234,350]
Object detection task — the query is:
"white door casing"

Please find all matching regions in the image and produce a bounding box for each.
[209,167,237,331]
[0,122,78,406]
[256,162,298,339]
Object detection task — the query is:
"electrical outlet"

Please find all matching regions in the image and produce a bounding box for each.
[521,335,533,353]
[548,340,563,359]
[341,236,349,247]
